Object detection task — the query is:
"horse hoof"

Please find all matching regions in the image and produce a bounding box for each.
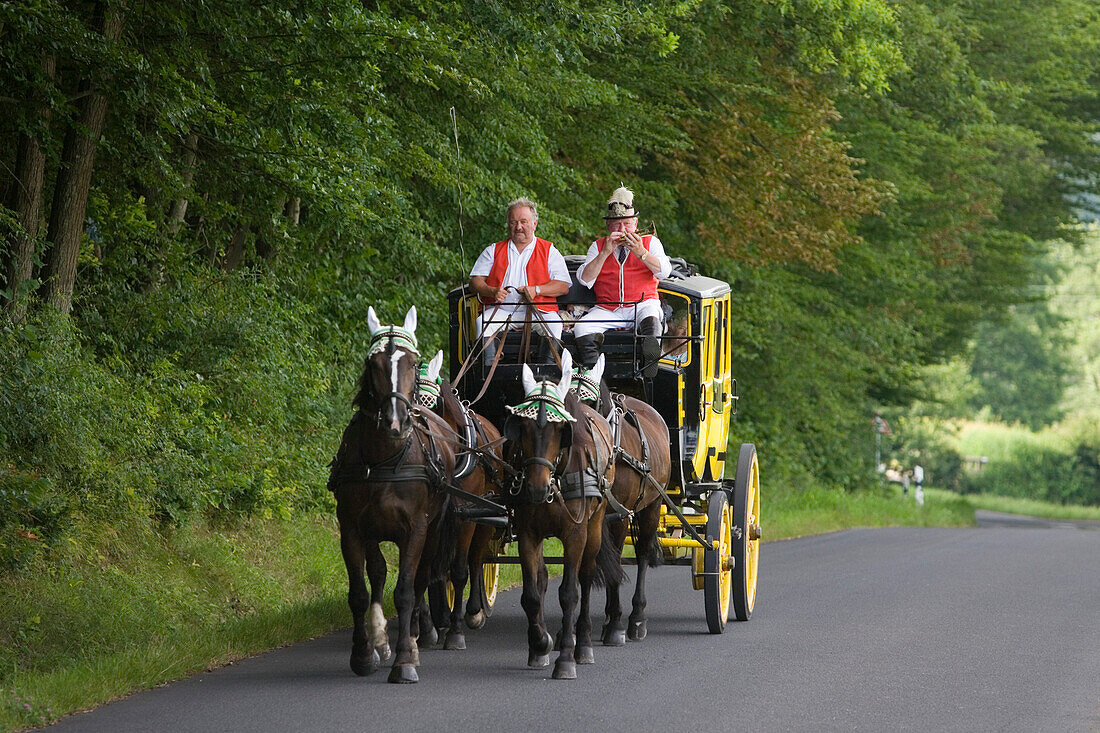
[444,631,466,650]
[528,652,550,668]
[574,645,595,665]
[603,629,626,647]
[350,647,380,676]
[375,642,391,661]
[552,660,577,679]
[387,664,419,684]
[465,611,486,630]
[628,620,647,641]
[418,625,439,647]
[537,630,553,654]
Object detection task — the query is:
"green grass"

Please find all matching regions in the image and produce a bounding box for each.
[4,485,1096,731]
[960,492,1100,521]
[765,482,976,539]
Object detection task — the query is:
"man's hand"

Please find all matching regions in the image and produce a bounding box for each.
[492,285,508,302]
[624,231,645,257]
[605,231,626,252]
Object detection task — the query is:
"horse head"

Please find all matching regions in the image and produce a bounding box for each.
[570,354,609,411]
[355,305,420,439]
[415,350,445,411]
[504,350,576,500]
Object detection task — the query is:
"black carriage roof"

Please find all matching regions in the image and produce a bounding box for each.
[562,255,731,300]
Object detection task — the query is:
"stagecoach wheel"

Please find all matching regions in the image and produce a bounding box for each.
[732,443,760,622]
[703,489,733,634]
[445,580,457,614]
[480,537,507,616]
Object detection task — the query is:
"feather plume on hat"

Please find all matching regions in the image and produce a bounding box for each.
[604,185,638,220]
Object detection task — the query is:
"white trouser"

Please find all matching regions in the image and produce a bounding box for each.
[476,304,562,340]
[573,300,664,338]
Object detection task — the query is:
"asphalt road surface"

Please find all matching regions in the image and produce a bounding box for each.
[49,511,1100,732]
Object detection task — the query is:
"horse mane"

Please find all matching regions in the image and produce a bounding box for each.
[437,377,464,426]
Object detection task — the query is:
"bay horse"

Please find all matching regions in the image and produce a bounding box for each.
[502,349,620,679]
[572,354,671,644]
[327,306,460,683]
[416,351,506,648]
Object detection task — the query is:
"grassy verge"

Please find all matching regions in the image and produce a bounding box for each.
[3,484,1094,731]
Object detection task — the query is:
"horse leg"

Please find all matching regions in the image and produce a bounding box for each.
[388,522,427,684]
[341,527,380,676]
[518,529,552,668]
[602,517,628,646]
[415,590,439,648]
[464,524,493,629]
[575,517,602,666]
[553,524,583,680]
[628,502,661,641]
[363,539,391,665]
[443,521,474,650]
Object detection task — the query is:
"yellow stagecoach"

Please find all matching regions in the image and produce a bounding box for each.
[447,256,760,632]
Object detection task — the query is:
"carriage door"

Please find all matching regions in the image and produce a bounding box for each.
[692,301,715,481]
[707,296,732,480]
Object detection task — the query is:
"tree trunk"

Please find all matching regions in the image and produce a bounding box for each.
[41,4,122,314]
[3,55,56,323]
[221,227,247,271]
[167,132,199,236]
[285,196,300,226]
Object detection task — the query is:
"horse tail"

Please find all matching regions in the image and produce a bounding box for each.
[430,493,459,583]
[592,516,627,588]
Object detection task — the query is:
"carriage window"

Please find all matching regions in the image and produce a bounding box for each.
[713,299,726,377]
[661,293,692,366]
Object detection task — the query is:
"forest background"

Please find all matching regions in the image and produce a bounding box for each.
[1,0,1099,716]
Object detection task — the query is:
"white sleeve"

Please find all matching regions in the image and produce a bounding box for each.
[576,241,602,288]
[547,246,571,283]
[647,235,672,280]
[469,244,497,278]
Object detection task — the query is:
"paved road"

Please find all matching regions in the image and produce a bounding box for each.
[50,513,1100,732]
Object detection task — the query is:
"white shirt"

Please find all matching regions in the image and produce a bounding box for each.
[913,465,924,483]
[470,239,570,305]
[577,234,672,289]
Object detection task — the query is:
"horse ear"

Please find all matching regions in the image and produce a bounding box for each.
[556,349,573,401]
[522,363,537,395]
[367,306,381,337]
[427,350,443,381]
[590,353,605,385]
[403,305,417,334]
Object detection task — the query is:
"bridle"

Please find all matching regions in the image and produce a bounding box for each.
[366,329,419,440]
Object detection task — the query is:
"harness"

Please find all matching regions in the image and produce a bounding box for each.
[505,383,614,512]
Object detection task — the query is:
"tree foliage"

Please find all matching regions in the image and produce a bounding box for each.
[2,0,1098,558]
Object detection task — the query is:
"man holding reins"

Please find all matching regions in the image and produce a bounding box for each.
[574,186,672,375]
[468,198,570,360]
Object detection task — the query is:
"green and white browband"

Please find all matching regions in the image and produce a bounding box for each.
[506,383,575,423]
[415,366,441,408]
[571,368,601,403]
[367,326,419,357]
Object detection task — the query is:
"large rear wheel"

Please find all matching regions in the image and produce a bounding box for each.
[703,490,733,634]
[732,443,760,621]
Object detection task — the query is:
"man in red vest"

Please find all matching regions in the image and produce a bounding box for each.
[575,186,672,376]
[468,198,570,360]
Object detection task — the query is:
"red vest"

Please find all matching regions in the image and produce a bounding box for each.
[592,235,658,305]
[479,238,559,312]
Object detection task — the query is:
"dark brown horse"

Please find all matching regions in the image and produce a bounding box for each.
[416,351,505,648]
[502,350,620,679]
[572,354,671,644]
[327,306,460,684]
